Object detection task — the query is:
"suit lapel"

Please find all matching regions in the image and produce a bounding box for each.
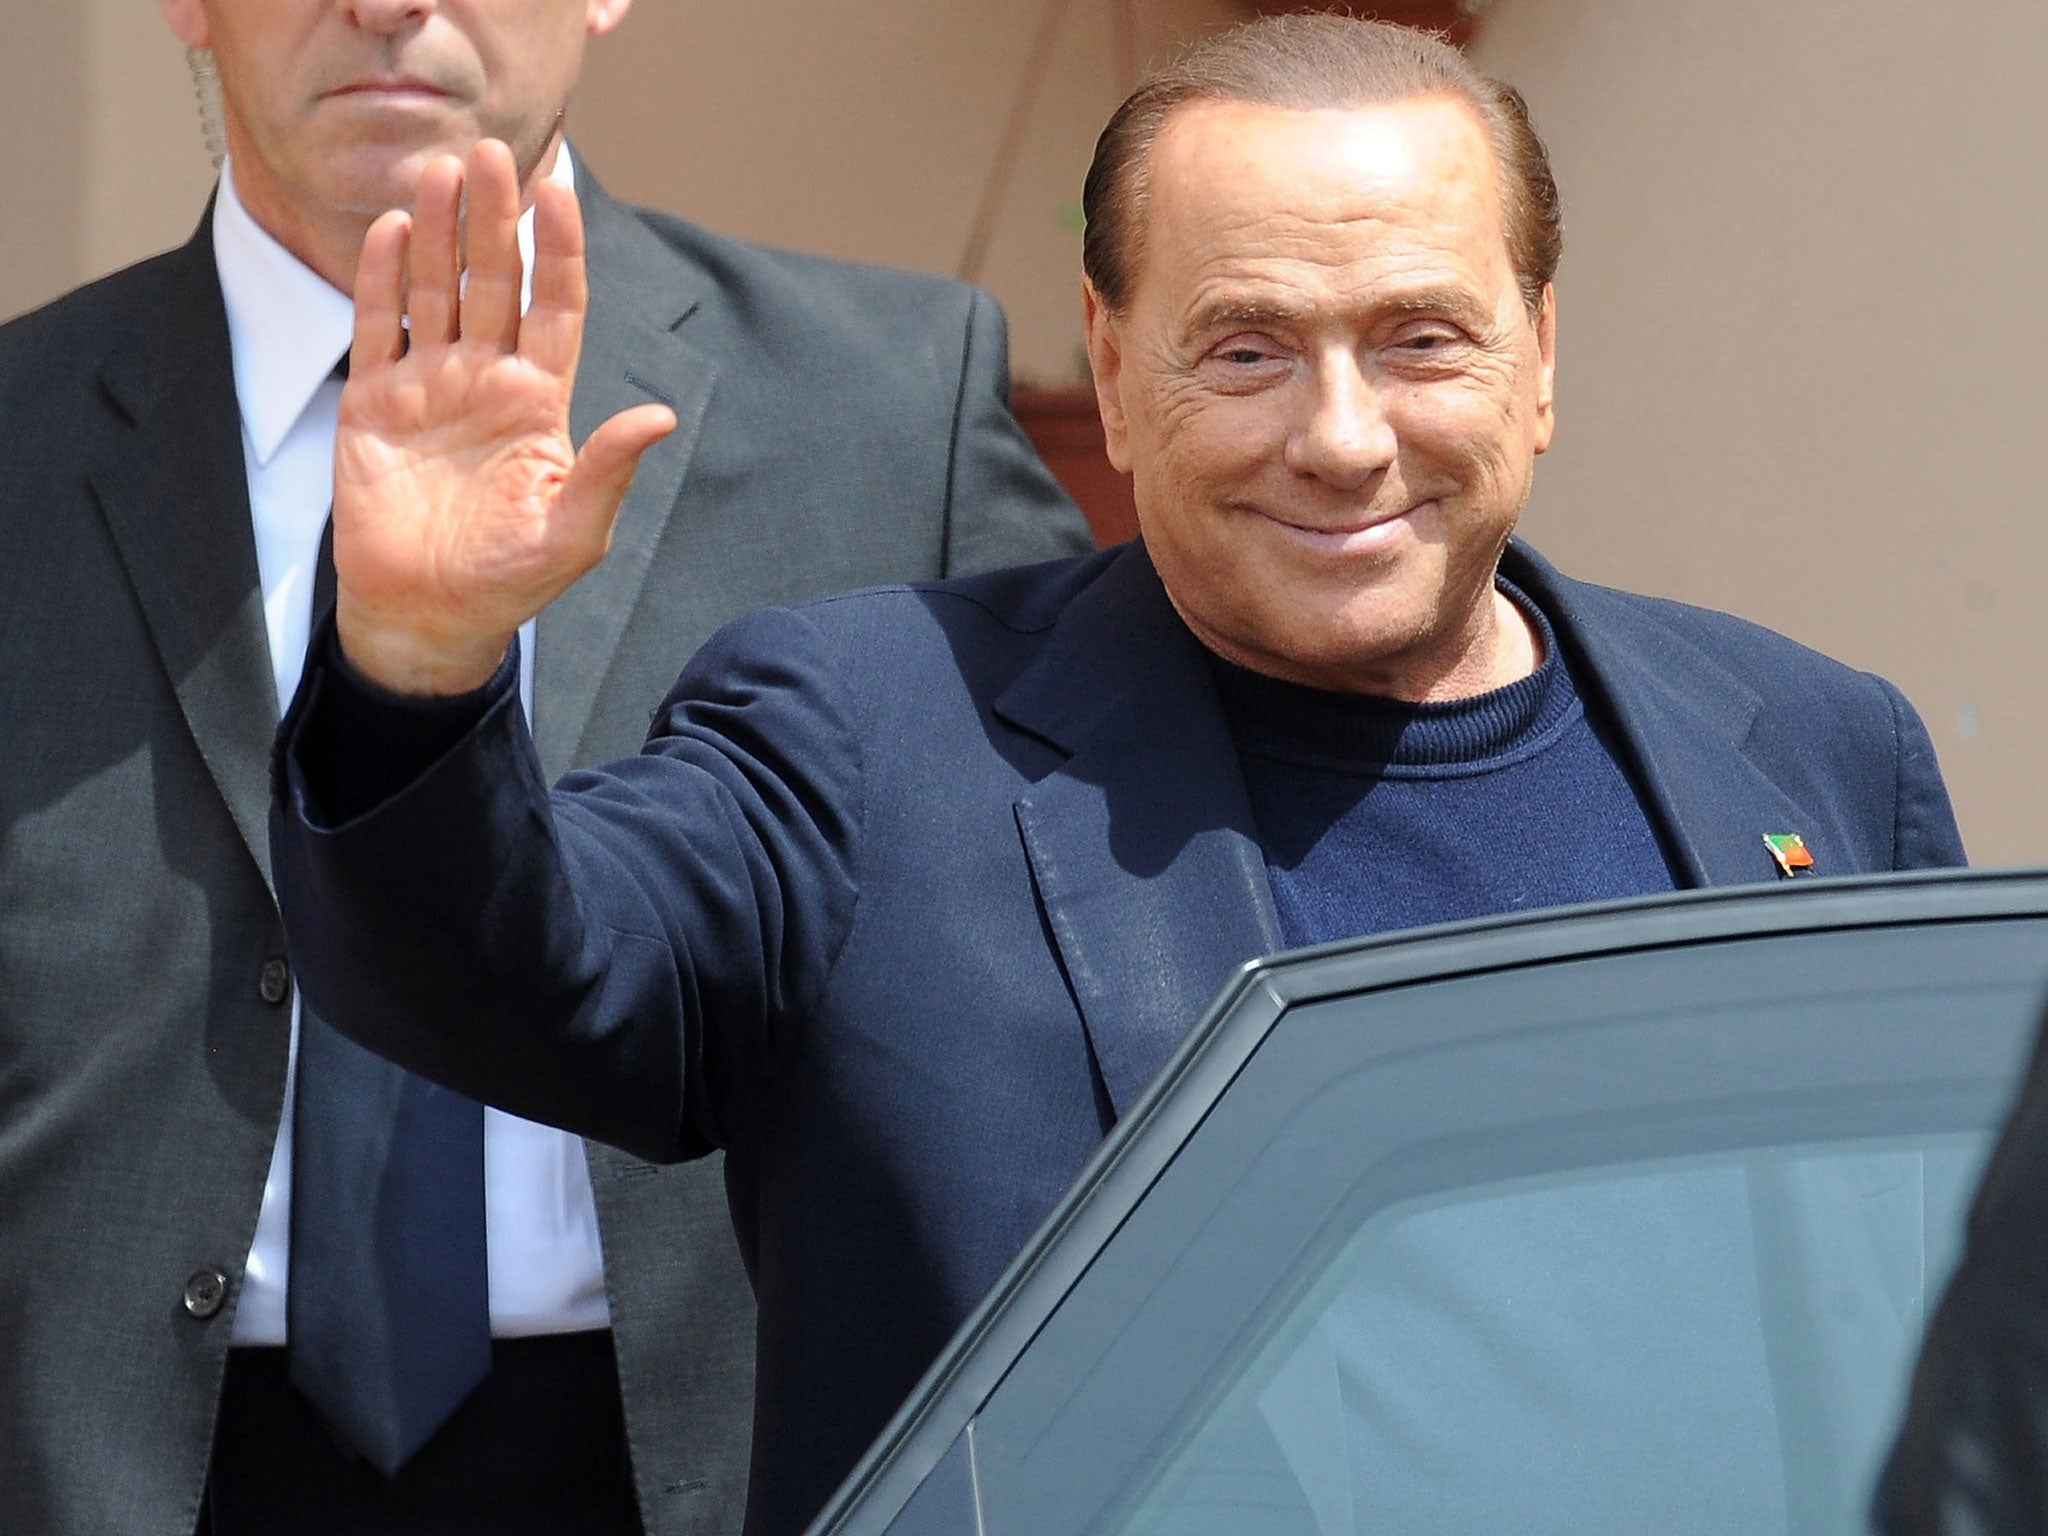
[1505,542,1814,888]
[1000,538,1830,1112]
[534,175,720,781]
[1000,548,1282,1117]
[89,222,279,889]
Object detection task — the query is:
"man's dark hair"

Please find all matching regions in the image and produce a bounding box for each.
[1082,13,1562,317]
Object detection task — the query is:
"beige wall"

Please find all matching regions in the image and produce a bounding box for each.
[0,2,214,322]
[1468,0,2048,861]
[80,3,221,275]
[0,5,86,321]
[9,0,2045,859]
[567,0,1241,383]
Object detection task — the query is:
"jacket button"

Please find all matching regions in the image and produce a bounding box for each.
[182,1269,229,1319]
[258,956,291,1006]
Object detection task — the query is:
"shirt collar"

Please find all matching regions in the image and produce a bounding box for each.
[210,146,578,469]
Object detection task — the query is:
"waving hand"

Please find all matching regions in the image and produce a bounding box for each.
[332,140,678,695]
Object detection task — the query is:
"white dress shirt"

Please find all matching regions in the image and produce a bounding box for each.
[218,152,611,1344]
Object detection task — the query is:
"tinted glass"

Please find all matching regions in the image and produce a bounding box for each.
[944,918,2047,1536]
[1115,1136,1982,1536]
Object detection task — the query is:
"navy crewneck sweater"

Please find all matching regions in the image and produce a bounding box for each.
[1209,583,1679,949]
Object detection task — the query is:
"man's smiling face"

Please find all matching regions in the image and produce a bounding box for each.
[1085,95,1557,701]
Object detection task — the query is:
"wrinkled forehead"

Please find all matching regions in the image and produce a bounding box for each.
[1133,97,1518,300]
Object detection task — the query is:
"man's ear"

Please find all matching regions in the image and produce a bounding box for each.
[159,0,210,49]
[587,0,633,37]
[1082,277,1133,474]
[1532,282,1557,455]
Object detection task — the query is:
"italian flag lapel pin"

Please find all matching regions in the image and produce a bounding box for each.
[1763,832,1815,878]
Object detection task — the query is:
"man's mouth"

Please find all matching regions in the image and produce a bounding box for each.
[1256,501,1436,553]
[323,76,460,102]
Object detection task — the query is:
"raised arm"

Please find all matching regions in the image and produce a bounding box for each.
[275,138,886,1168]
[332,139,676,695]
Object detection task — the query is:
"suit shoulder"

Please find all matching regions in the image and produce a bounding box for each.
[1510,544,1967,864]
[685,549,1117,686]
[808,547,1120,636]
[1584,579,1847,660]
[655,550,1117,772]
[0,244,215,448]
[1513,544,1886,699]
[0,247,194,384]
[611,199,981,344]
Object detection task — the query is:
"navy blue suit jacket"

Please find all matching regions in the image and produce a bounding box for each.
[274,539,1964,1536]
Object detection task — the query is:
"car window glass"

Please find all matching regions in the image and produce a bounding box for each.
[1115,1135,1985,1536]
[941,919,2047,1536]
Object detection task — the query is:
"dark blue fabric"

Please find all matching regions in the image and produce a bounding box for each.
[286,1016,492,1476]
[273,538,1966,1536]
[1213,584,1678,949]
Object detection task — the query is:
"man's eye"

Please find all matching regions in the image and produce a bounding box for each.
[1394,327,1467,355]
[1213,338,1282,365]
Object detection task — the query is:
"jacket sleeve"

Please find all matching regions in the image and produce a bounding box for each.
[271,606,865,1165]
[936,287,1098,576]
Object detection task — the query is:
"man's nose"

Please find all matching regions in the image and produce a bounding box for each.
[340,0,437,34]
[1284,356,1396,492]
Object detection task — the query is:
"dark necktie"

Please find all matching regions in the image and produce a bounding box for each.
[286,436,494,1476]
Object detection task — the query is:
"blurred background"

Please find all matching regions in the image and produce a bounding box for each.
[6,0,2043,861]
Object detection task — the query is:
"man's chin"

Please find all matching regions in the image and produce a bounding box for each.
[321,148,468,220]
[1190,601,1429,692]
[331,133,560,219]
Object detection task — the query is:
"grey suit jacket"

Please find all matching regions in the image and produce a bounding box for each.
[0,168,1090,1536]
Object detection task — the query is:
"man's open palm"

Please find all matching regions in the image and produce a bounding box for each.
[333,139,677,695]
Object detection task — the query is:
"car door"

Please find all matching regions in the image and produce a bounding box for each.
[809,869,2048,1536]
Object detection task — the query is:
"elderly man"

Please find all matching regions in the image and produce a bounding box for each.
[272,15,1963,1536]
[0,1,1085,1532]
